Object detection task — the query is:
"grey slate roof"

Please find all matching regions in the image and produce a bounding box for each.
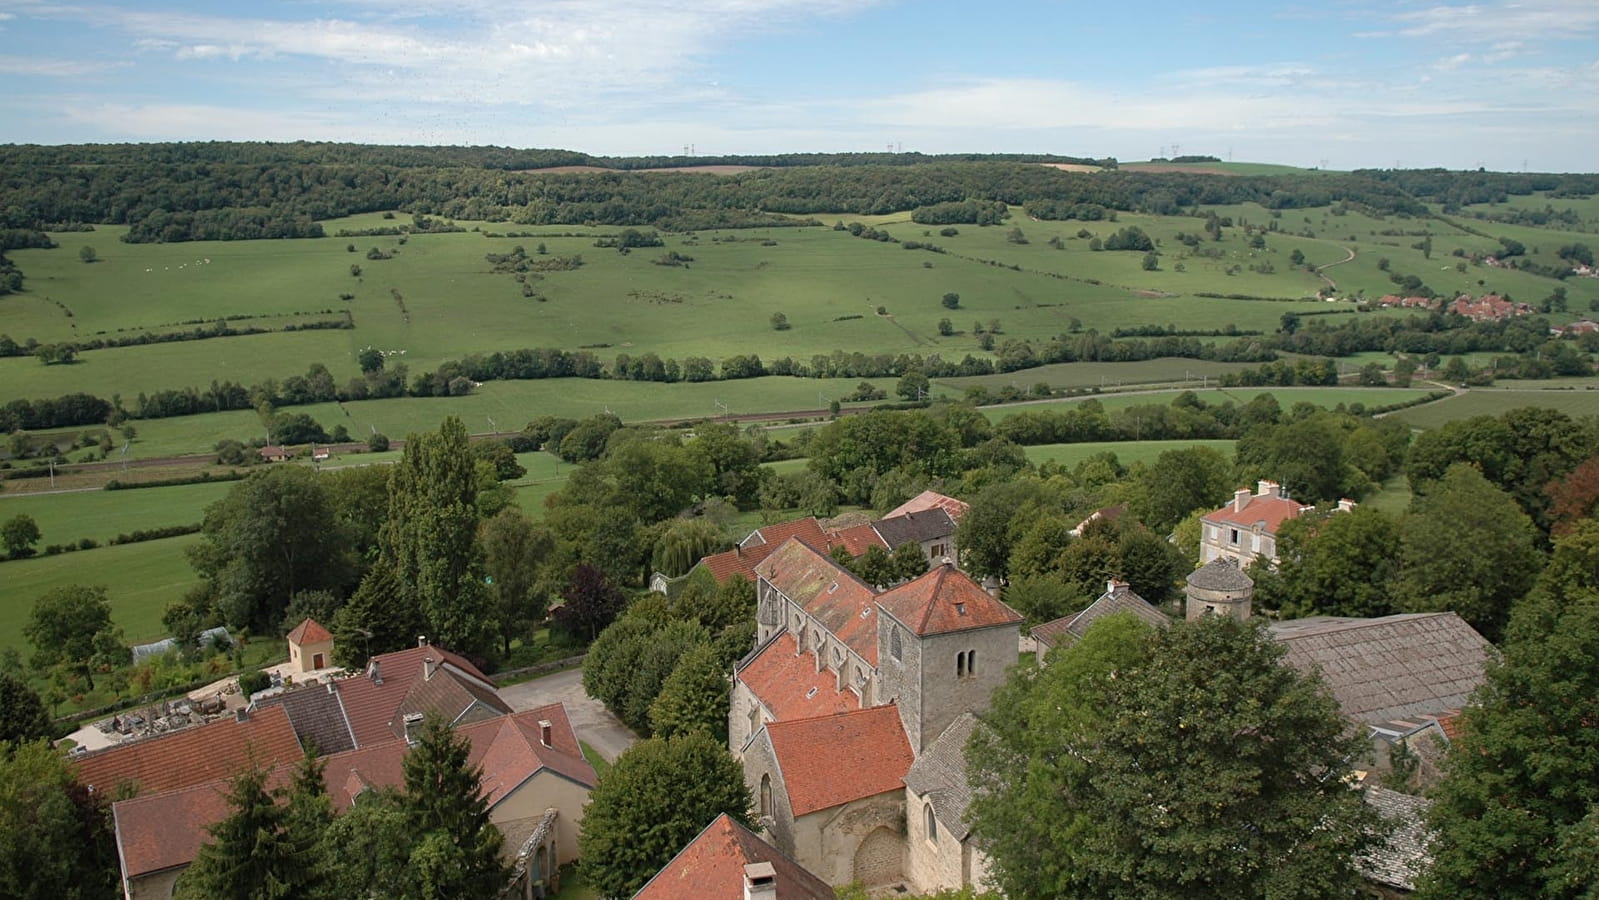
[1032,584,1170,652]
[903,712,978,841]
[872,508,957,549]
[1356,786,1434,891]
[1186,557,1255,592]
[253,682,357,755]
[1269,612,1492,725]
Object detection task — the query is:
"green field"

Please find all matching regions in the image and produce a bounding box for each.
[1024,439,1237,469]
[9,205,1531,410]
[982,387,1438,422]
[1389,388,1599,429]
[937,358,1250,393]
[0,534,206,653]
[0,481,232,547]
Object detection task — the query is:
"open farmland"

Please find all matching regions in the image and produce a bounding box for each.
[980,386,1439,423]
[0,480,230,547]
[1389,387,1599,429]
[0,534,206,653]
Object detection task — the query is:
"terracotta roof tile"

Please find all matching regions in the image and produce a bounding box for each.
[112,705,597,879]
[285,617,333,645]
[701,518,831,584]
[735,633,862,723]
[827,522,888,557]
[633,813,834,900]
[876,563,1022,637]
[884,490,970,522]
[338,644,506,746]
[756,539,880,666]
[1202,489,1310,534]
[112,769,292,878]
[766,706,913,817]
[76,705,302,797]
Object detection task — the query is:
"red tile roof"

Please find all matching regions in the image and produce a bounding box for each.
[632,813,834,900]
[112,768,292,879]
[286,617,333,645]
[766,706,913,817]
[700,518,831,584]
[111,705,595,879]
[337,644,509,746]
[884,490,970,522]
[827,522,888,557]
[75,705,302,797]
[1202,489,1310,534]
[735,633,862,723]
[756,538,880,666]
[876,562,1022,637]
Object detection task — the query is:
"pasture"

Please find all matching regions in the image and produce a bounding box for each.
[0,480,231,547]
[981,387,1439,423]
[0,533,206,653]
[1388,387,1599,429]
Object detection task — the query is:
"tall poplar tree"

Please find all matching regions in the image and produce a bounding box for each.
[374,417,493,656]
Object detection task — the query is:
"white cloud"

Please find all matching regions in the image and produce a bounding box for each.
[0,53,116,76]
[1374,0,1599,42]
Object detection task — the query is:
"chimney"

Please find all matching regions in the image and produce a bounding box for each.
[1257,480,1279,498]
[368,659,382,684]
[1107,579,1125,595]
[423,657,438,680]
[417,635,429,648]
[1233,487,1251,512]
[403,712,424,745]
[538,720,552,748]
[1338,498,1357,512]
[743,862,777,900]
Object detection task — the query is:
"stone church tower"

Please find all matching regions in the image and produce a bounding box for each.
[1185,557,1255,621]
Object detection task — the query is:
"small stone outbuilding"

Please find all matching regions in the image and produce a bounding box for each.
[286,617,334,673]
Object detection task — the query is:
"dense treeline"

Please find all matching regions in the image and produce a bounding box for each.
[6,143,1587,246]
[1358,168,1599,211]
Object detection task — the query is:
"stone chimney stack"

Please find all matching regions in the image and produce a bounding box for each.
[367,659,382,684]
[417,635,429,648]
[743,862,777,900]
[1257,480,1280,499]
[423,657,438,680]
[1233,487,1251,512]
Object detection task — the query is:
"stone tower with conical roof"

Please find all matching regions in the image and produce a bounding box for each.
[1185,557,1255,621]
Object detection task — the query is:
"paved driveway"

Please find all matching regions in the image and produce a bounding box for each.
[497,667,637,763]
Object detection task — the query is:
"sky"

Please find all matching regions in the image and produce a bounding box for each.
[0,0,1594,171]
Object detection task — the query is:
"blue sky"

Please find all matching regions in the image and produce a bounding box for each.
[0,0,1594,170]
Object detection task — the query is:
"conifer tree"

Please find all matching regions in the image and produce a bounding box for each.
[399,715,506,899]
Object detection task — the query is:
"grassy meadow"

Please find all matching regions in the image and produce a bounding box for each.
[0,533,206,653]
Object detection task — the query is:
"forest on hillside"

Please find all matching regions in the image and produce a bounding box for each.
[3,143,1597,244]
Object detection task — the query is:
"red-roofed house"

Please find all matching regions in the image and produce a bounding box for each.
[742,706,915,886]
[109,704,596,900]
[75,705,303,800]
[1199,480,1315,566]
[651,517,833,593]
[883,490,969,523]
[633,813,834,900]
[725,536,1021,893]
[1450,293,1533,321]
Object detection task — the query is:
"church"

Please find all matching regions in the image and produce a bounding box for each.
[727,535,1022,891]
